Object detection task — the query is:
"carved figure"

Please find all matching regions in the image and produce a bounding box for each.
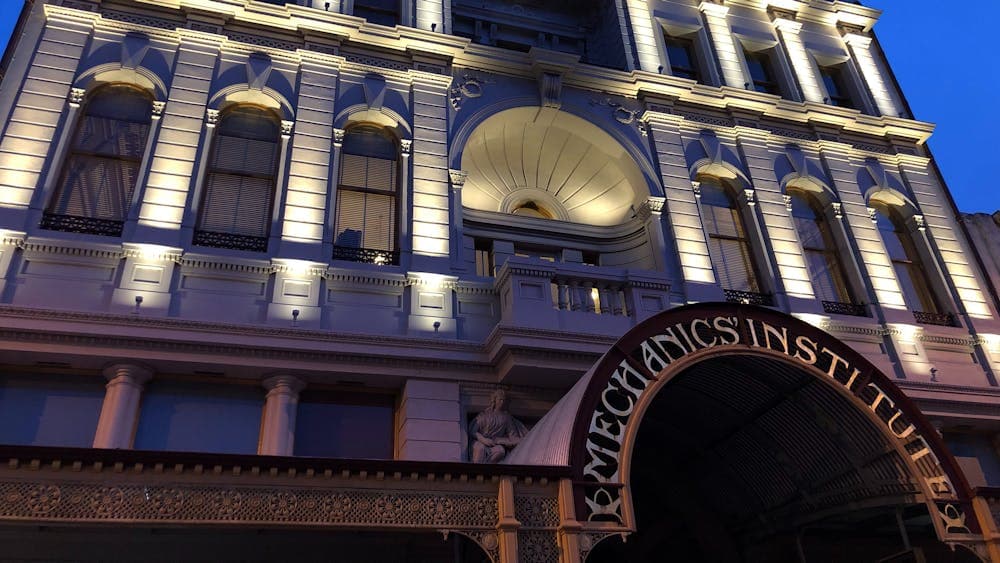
[469,390,527,463]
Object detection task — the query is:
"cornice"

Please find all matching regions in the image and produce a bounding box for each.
[71,0,933,145]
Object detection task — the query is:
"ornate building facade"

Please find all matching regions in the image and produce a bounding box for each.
[0,0,997,560]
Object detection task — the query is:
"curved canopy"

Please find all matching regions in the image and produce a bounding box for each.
[506,303,977,544]
[458,108,649,226]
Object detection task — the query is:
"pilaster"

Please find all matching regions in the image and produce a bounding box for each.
[497,476,521,563]
[0,7,95,226]
[397,379,463,461]
[279,51,343,260]
[135,30,223,246]
[841,29,903,117]
[408,70,453,269]
[699,2,746,89]
[771,14,824,103]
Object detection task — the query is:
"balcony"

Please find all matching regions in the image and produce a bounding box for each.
[913,311,957,327]
[494,257,671,337]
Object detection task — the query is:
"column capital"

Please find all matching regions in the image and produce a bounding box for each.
[448,169,468,189]
[102,363,154,385]
[263,374,306,396]
[699,1,729,17]
[400,139,412,155]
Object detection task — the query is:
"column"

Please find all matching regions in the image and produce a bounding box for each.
[699,2,746,88]
[448,169,468,270]
[734,126,816,309]
[279,51,341,260]
[93,363,154,449]
[326,128,345,259]
[414,0,443,32]
[497,476,521,563]
[841,30,903,117]
[135,30,221,246]
[557,478,583,563]
[409,71,453,269]
[0,9,94,224]
[643,109,722,302]
[771,15,825,103]
[259,375,305,457]
[397,379,462,461]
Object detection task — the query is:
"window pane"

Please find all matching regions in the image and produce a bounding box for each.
[134,382,263,454]
[665,36,699,81]
[199,173,274,237]
[709,237,758,292]
[53,155,140,220]
[294,397,393,459]
[0,374,104,447]
[343,126,397,160]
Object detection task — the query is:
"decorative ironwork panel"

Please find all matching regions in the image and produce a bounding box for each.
[724,289,774,306]
[517,530,559,563]
[193,230,269,253]
[39,213,123,237]
[822,301,869,317]
[514,496,559,528]
[0,480,498,529]
[332,245,399,265]
[913,311,957,327]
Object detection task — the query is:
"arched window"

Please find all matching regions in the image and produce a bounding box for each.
[333,125,399,264]
[789,191,860,314]
[193,105,281,252]
[873,203,945,321]
[699,179,768,304]
[43,84,153,236]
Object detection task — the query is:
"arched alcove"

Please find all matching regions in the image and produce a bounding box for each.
[459,107,650,226]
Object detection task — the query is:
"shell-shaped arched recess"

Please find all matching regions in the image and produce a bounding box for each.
[459,107,649,226]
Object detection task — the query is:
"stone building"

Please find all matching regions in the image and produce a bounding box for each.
[0,0,997,560]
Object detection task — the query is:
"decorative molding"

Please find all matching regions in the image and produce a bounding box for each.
[333,128,345,147]
[677,110,734,128]
[343,53,410,72]
[101,9,179,30]
[538,72,561,109]
[832,202,843,219]
[448,169,468,188]
[280,120,294,138]
[691,181,702,199]
[590,97,646,135]
[205,109,220,128]
[914,214,926,232]
[399,139,412,155]
[743,188,757,207]
[68,88,86,107]
[151,100,166,118]
[867,206,878,223]
[448,72,491,111]
[783,194,793,212]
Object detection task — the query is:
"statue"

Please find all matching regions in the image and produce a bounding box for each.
[469,390,527,463]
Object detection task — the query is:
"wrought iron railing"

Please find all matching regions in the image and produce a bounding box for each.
[822,301,869,317]
[913,311,957,327]
[192,230,268,253]
[332,245,399,266]
[724,289,774,306]
[39,213,123,237]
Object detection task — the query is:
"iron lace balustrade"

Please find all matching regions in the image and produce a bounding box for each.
[913,311,957,327]
[39,212,124,237]
[192,230,268,252]
[332,245,399,266]
[724,289,774,306]
[822,301,869,317]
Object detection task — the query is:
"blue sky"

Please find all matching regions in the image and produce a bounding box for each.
[0,1,996,213]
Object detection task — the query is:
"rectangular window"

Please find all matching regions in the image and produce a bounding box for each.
[354,0,400,27]
[474,239,494,277]
[293,391,394,459]
[134,381,263,454]
[744,49,780,95]
[819,65,854,108]
[664,34,701,82]
[0,374,104,447]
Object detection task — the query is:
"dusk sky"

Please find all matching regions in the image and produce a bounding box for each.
[0,0,996,213]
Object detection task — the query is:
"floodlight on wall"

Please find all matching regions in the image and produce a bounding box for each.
[134,295,143,315]
[292,309,300,327]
